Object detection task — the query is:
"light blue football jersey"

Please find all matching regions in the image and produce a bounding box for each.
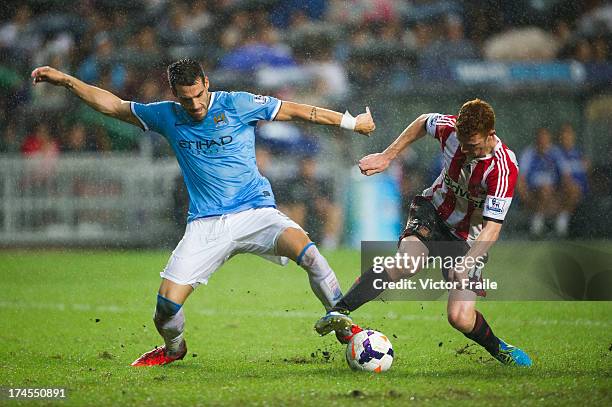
[131,91,282,222]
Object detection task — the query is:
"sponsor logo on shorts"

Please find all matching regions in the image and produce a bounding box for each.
[253,95,270,105]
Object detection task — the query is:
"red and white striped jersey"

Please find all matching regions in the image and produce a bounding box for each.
[422,113,519,241]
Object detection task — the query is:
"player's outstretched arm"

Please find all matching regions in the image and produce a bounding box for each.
[359,114,429,176]
[274,101,375,136]
[31,66,142,129]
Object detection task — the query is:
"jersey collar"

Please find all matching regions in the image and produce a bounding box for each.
[207,91,216,112]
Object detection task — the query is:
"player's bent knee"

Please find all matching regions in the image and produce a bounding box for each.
[158,278,193,305]
[447,306,475,332]
[276,227,311,260]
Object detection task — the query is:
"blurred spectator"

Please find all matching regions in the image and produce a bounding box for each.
[420,14,478,79]
[397,147,424,217]
[573,38,594,63]
[62,123,92,153]
[484,27,560,61]
[577,2,612,35]
[326,0,399,25]
[220,11,250,51]
[20,123,60,187]
[557,123,589,222]
[0,5,40,60]
[160,2,201,46]
[21,123,60,157]
[92,127,112,153]
[517,128,576,237]
[592,37,609,62]
[270,0,326,28]
[77,33,127,91]
[0,121,20,153]
[279,156,343,249]
[126,26,162,68]
[219,22,295,72]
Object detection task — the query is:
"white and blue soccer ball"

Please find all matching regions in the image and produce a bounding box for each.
[346,329,394,372]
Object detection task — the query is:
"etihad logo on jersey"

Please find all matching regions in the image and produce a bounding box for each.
[213,113,228,127]
[178,136,233,154]
[443,173,485,208]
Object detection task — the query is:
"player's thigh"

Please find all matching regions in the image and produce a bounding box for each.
[161,218,233,288]
[229,207,304,258]
[390,235,429,280]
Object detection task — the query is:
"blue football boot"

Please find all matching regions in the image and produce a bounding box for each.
[494,339,532,366]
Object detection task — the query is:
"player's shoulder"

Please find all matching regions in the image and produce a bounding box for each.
[427,113,457,127]
[426,113,457,140]
[134,100,177,109]
[492,139,519,172]
[227,91,274,105]
[131,100,181,125]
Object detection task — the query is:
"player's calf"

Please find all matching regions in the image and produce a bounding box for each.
[153,294,186,356]
[452,309,532,367]
[297,242,343,310]
[132,294,187,366]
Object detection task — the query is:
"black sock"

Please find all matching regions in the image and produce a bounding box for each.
[332,267,392,313]
[464,311,500,356]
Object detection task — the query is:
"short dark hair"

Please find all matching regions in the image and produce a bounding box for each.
[455,99,495,139]
[167,58,205,91]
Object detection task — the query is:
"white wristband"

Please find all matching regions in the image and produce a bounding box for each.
[340,110,357,130]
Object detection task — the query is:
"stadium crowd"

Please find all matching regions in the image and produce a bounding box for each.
[1,0,611,153]
[1,0,610,241]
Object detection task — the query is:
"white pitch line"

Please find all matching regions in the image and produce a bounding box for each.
[0,300,610,328]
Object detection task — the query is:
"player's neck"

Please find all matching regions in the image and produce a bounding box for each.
[201,91,212,117]
[483,135,497,156]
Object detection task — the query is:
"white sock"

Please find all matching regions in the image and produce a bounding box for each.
[154,307,185,354]
[298,244,343,310]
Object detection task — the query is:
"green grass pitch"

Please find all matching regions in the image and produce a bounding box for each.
[1,246,610,406]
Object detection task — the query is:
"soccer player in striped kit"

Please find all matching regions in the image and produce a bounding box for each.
[316,99,532,366]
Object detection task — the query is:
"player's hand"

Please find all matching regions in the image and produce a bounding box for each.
[358,152,392,176]
[447,266,470,286]
[354,107,375,136]
[31,66,68,87]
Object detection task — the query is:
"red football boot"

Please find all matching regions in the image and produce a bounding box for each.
[314,310,363,344]
[130,341,187,366]
[336,324,364,344]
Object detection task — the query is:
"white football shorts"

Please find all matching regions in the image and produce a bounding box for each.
[160,207,303,287]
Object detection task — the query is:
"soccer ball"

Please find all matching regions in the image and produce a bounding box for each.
[346,329,394,372]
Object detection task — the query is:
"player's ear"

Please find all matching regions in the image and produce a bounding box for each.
[204,76,209,90]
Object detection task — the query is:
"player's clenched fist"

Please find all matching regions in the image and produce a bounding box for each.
[355,106,376,136]
[358,151,392,176]
[31,66,68,87]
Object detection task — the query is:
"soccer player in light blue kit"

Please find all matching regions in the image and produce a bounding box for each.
[31,59,375,366]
